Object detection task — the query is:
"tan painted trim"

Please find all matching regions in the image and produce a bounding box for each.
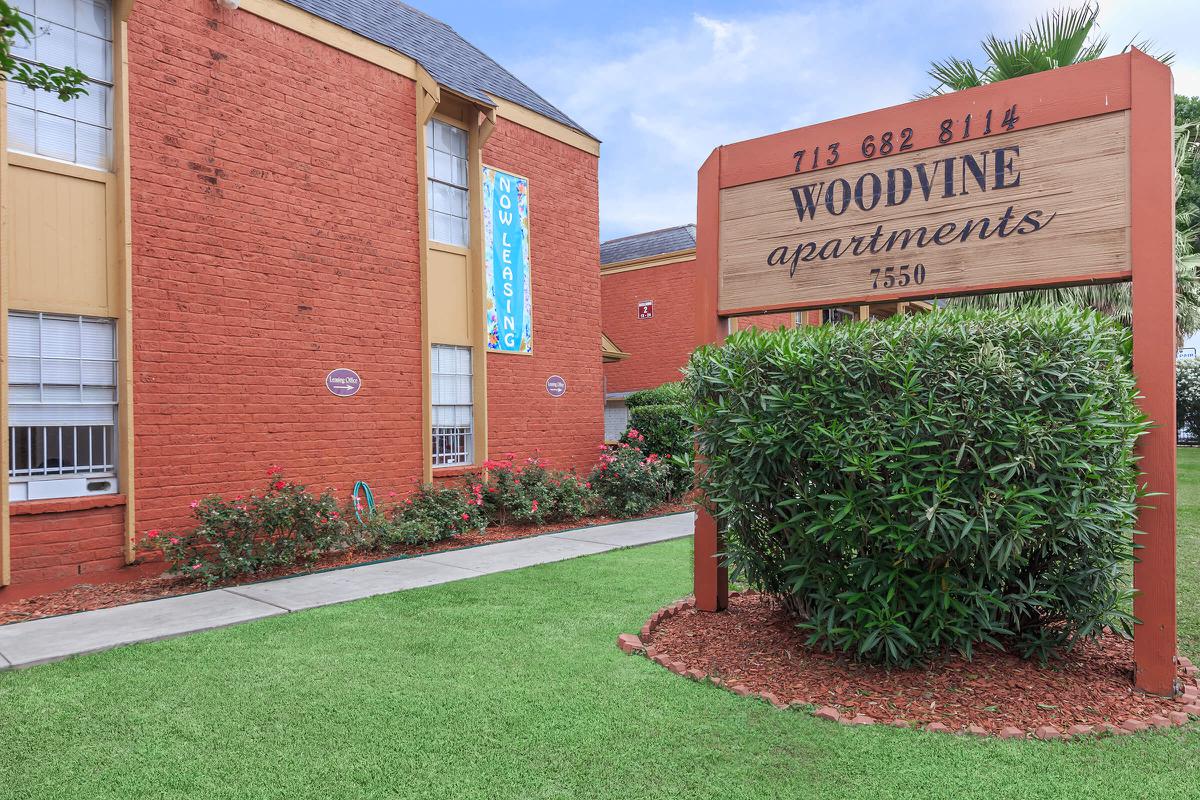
[239,0,418,79]
[432,110,469,131]
[114,18,136,563]
[238,0,599,156]
[429,242,470,257]
[468,110,489,468]
[600,249,696,275]
[601,332,631,360]
[1,80,10,586]
[418,94,435,483]
[6,152,109,183]
[486,95,599,157]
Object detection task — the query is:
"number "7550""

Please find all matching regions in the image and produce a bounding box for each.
[870,263,926,289]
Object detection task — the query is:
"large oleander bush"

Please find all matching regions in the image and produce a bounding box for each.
[684,308,1148,666]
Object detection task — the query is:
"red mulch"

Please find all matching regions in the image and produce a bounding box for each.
[648,592,1187,732]
[0,504,690,627]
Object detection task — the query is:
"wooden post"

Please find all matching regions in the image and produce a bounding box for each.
[1129,49,1178,696]
[693,149,727,612]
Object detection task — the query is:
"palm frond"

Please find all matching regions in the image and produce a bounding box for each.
[1121,38,1175,65]
[921,56,985,97]
[1026,3,1103,68]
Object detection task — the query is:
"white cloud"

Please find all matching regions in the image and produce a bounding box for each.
[516,1,1200,240]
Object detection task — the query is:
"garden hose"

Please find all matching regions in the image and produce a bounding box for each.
[352,480,376,524]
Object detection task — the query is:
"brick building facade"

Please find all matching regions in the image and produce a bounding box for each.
[1,0,601,596]
[599,225,928,440]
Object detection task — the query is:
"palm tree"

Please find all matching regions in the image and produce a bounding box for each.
[921,3,1197,342]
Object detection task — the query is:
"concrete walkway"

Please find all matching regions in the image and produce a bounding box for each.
[0,512,693,671]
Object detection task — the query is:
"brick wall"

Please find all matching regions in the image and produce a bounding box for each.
[730,312,802,331]
[9,503,126,586]
[482,119,602,473]
[601,258,696,394]
[127,0,424,534]
[3,1,603,592]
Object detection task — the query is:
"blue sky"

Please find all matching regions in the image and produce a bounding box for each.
[416,1,1200,243]
[413,1,1200,242]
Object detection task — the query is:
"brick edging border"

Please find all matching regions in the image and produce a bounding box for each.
[617,595,1200,740]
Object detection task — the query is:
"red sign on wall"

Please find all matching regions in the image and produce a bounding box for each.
[637,300,654,320]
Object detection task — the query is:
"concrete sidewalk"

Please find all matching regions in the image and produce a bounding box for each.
[0,511,693,671]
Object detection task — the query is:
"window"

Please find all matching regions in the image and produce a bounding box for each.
[7,312,118,501]
[431,344,473,467]
[6,0,114,170]
[426,119,469,247]
[822,307,856,325]
[604,398,629,443]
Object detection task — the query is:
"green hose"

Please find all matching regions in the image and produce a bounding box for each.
[352,480,376,524]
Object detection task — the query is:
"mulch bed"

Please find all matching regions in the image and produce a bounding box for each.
[645,592,1195,734]
[0,504,691,627]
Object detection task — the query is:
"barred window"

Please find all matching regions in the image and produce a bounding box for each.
[6,0,114,170]
[426,119,469,247]
[7,311,118,501]
[431,344,473,467]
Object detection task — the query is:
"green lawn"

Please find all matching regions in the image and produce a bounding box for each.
[2,456,1200,800]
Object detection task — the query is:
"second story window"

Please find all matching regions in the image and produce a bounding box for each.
[6,0,114,170]
[426,119,469,247]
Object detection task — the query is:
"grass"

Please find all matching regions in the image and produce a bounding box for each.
[2,457,1200,799]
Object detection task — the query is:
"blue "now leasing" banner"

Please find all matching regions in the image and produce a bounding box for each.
[483,166,532,354]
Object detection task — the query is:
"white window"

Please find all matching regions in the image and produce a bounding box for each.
[604,398,629,443]
[431,344,473,467]
[7,312,119,501]
[6,0,114,170]
[426,119,470,247]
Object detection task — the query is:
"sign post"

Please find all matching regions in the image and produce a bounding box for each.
[693,51,1177,694]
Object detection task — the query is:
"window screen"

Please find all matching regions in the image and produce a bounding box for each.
[7,312,118,487]
[431,344,473,467]
[6,0,114,170]
[426,119,470,247]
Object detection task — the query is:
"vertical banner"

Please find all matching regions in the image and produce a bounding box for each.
[483,166,533,353]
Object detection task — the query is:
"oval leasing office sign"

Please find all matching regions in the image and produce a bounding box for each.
[325,368,361,397]
[546,375,566,397]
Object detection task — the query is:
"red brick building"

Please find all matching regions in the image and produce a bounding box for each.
[599,225,802,439]
[600,225,929,440]
[1,0,601,596]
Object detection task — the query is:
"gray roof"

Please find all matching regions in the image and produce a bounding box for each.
[600,225,696,266]
[283,1,591,137]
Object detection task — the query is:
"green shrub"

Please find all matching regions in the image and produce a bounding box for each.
[588,435,672,518]
[621,402,692,497]
[380,482,486,546]
[684,308,1147,666]
[148,467,349,586]
[469,455,596,526]
[1177,358,1200,441]
[624,381,687,409]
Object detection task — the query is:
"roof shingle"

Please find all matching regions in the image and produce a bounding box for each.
[282,1,591,137]
[600,225,696,266]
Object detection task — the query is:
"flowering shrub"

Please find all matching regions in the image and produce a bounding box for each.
[379,482,486,546]
[469,454,597,526]
[588,436,671,518]
[147,467,348,586]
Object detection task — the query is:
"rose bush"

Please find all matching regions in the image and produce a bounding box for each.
[147,466,348,586]
[588,432,672,518]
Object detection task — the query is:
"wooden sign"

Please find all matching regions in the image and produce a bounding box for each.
[692,51,1179,696]
[719,113,1130,312]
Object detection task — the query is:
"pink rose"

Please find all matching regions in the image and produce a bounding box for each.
[461,512,470,520]
[146,529,159,539]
